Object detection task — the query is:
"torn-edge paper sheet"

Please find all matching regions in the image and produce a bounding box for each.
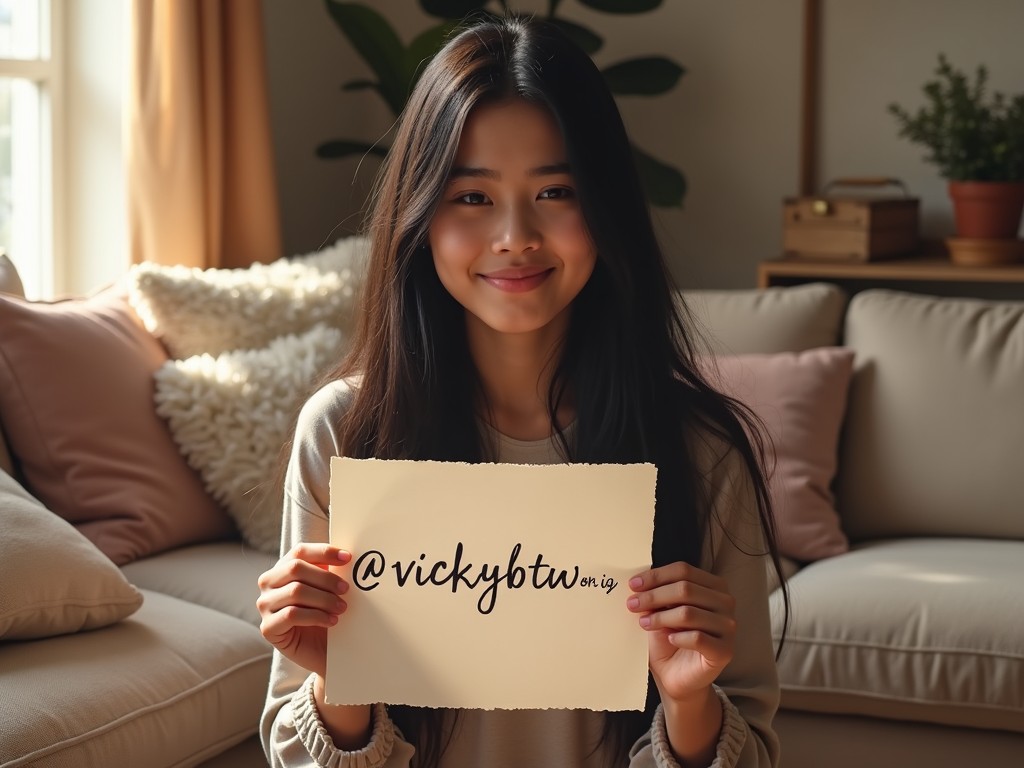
[326,458,656,711]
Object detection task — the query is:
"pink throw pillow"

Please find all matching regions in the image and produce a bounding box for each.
[714,348,854,562]
[0,290,235,564]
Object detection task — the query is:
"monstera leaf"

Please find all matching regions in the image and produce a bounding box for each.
[548,18,603,55]
[420,0,488,17]
[577,0,661,12]
[633,145,686,208]
[316,140,389,161]
[325,2,408,115]
[603,57,684,96]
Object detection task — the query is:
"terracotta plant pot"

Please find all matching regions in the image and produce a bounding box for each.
[947,181,1024,239]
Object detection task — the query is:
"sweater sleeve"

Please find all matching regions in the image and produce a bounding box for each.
[260,381,416,768]
[627,436,782,768]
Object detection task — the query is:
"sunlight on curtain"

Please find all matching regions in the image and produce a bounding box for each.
[127,0,281,269]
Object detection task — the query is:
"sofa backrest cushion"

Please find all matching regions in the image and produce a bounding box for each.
[839,289,1024,540]
[681,282,847,355]
[0,253,25,297]
[0,253,25,477]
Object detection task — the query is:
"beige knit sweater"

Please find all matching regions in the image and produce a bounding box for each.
[261,380,781,768]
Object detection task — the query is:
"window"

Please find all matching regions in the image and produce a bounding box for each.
[0,0,58,300]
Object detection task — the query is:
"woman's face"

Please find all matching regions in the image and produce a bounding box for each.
[428,98,596,343]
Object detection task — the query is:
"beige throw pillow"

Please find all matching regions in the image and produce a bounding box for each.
[0,470,144,639]
[154,324,346,553]
[0,252,26,297]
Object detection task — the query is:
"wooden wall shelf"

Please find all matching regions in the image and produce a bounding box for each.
[758,256,1024,301]
[759,257,1024,287]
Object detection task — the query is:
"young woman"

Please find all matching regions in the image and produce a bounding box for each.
[258,15,785,768]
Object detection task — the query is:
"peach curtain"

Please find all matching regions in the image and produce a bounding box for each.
[127,0,282,268]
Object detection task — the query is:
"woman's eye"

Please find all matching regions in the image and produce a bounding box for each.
[456,192,488,205]
[539,186,575,201]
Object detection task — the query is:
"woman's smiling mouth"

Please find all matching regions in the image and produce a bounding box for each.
[478,266,556,293]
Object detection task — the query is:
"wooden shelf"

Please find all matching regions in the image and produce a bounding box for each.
[759,256,1024,291]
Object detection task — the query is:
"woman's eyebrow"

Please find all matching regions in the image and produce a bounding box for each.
[449,166,500,181]
[447,162,572,181]
[528,162,572,177]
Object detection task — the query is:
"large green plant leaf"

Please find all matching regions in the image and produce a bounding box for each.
[342,79,377,92]
[632,144,685,207]
[603,57,684,96]
[577,0,662,13]
[316,140,390,160]
[419,0,488,18]
[548,18,603,55]
[324,2,408,114]
[319,0,686,207]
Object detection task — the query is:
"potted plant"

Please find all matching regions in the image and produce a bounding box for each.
[888,54,1024,264]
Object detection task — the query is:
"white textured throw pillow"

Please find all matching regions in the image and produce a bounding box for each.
[154,324,345,553]
[129,235,369,359]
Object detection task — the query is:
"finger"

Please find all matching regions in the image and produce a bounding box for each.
[639,605,737,639]
[629,561,727,593]
[258,578,348,618]
[260,606,339,644]
[288,543,352,567]
[627,579,735,615]
[259,554,350,595]
[663,630,734,669]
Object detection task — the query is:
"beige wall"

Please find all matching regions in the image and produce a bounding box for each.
[819,0,1024,243]
[263,0,1023,290]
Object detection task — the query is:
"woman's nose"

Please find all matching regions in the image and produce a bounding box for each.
[492,202,542,254]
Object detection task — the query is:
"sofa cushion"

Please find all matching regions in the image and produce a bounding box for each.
[0,252,25,477]
[0,253,26,297]
[0,589,272,768]
[0,289,235,565]
[0,470,143,640]
[121,542,278,626]
[765,556,801,594]
[153,324,345,554]
[772,538,1024,734]
[714,348,854,562]
[127,235,368,359]
[839,290,1024,540]
[682,282,847,355]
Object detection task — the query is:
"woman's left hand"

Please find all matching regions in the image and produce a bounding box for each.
[627,561,737,703]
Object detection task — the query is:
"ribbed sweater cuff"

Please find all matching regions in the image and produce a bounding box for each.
[292,675,396,768]
[650,686,747,768]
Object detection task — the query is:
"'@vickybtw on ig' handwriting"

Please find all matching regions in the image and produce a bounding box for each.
[351,542,619,616]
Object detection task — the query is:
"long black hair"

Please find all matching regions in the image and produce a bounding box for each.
[326,14,788,766]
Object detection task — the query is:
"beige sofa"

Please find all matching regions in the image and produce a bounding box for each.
[691,283,1024,767]
[1,256,1021,766]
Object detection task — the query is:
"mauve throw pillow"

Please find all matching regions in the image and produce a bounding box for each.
[713,348,854,562]
[0,290,235,564]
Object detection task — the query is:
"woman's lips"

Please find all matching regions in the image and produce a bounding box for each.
[479,267,554,293]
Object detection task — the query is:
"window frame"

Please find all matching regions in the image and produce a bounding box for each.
[0,0,62,299]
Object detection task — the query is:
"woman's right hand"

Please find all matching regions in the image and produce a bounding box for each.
[256,543,351,677]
